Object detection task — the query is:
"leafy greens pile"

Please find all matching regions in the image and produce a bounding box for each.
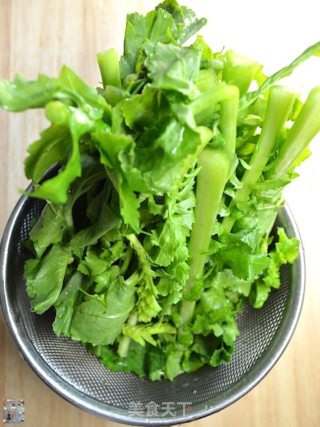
[1,0,320,381]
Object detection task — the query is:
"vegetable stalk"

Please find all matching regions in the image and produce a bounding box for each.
[180,85,239,328]
[190,83,239,126]
[179,148,231,328]
[118,313,138,358]
[271,86,320,178]
[223,85,296,232]
[97,49,121,88]
[223,50,261,95]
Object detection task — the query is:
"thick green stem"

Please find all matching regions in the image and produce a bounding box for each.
[223,85,296,232]
[219,87,240,154]
[118,313,137,358]
[179,86,239,328]
[119,246,133,276]
[117,271,139,358]
[222,50,260,95]
[126,234,151,271]
[179,126,213,178]
[187,150,231,289]
[190,84,239,125]
[97,49,121,88]
[271,86,320,178]
[104,85,127,106]
[179,148,231,328]
[196,69,217,92]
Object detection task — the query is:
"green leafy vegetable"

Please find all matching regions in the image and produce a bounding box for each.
[1,0,319,381]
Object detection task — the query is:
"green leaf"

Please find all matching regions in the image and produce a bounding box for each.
[65,154,106,210]
[122,321,176,347]
[241,41,320,110]
[150,168,196,268]
[127,234,161,322]
[157,0,207,44]
[57,65,108,120]
[119,181,140,232]
[24,125,71,183]
[90,341,147,378]
[249,227,299,308]
[121,85,161,131]
[29,203,66,257]
[193,35,222,71]
[0,74,59,111]
[29,155,106,251]
[30,110,93,204]
[78,248,109,277]
[219,247,270,281]
[70,198,120,249]
[146,43,201,97]
[137,119,202,191]
[121,8,176,77]
[77,243,126,293]
[249,280,272,309]
[209,344,234,367]
[25,245,73,314]
[0,67,107,118]
[120,0,205,79]
[165,350,183,380]
[53,272,83,336]
[93,131,141,231]
[275,227,299,264]
[182,351,204,373]
[70,275,136,345]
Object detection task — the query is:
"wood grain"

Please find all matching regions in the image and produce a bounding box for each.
[1,1,320,426]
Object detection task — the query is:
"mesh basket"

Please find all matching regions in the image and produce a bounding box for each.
[0,194,305,426]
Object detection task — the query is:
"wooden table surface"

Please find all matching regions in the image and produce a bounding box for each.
[1,1,320,426]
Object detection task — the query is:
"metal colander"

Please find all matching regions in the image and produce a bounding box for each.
[0,193,305,426]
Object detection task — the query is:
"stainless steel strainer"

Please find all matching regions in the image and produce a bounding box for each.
[0,191,305,426]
